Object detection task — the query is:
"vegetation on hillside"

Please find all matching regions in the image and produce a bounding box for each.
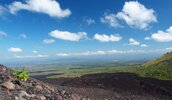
[30,52,172,80]
[138,52,172,80]
[13,67,30,81]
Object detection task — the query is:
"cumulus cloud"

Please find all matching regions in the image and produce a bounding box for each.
[8,47,22,53]
[8,0,71,18]
[140,44,148,47]
[100,13,120,27]
[84,17,95,25]
[151,26,172,42]
[0,31,7,38]
[43,39,55,44]
[116,1,157,29]
[101,1,157,29]
[49,30,87,41]
[94,33,122,42]
[144,37,151,40]
[129,38,148,47]
[129,38,140,45]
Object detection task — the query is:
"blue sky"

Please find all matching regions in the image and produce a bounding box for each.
[0,0,172,63]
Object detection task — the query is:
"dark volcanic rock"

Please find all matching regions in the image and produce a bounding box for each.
[41,73,172,100]
[0,64,84,100]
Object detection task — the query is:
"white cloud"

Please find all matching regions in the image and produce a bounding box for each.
[8,47,22,53]
[56,48,172,57]
[144,37,151,40]
[129,38,140,45]
[56,49,147,57]
[140,44,148,47]
[33,51,38,53]
[84,17,95,25]
[5,48,172,59]
[151,26,172,42]
[56,53,69,57]
[37,54,49,57]
[49,30,87,41]
[100,13,120,27]
[8,0,71,18]
[43,39,55,44]
[94,33,122,42]
[116,1,157,29]
[19,34,27,39]
[128,38,148,47]
[15,54,48,59]
[165,47,172,51]
[0,31,7,38]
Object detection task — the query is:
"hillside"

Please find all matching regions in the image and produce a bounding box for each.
[42,72,172,100]
[0,64,87,100]
[140,52,172,80]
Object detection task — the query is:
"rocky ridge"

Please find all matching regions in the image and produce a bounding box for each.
[0,64,86,100]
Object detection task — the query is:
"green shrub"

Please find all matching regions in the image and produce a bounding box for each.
[13,67,30,81]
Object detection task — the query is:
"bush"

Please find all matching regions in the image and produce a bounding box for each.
[13,67,30,81]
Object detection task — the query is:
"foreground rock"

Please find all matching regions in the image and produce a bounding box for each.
[1,81,15,90]
[0,64,85,100]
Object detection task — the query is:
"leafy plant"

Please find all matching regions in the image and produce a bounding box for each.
[13,67,30,81]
